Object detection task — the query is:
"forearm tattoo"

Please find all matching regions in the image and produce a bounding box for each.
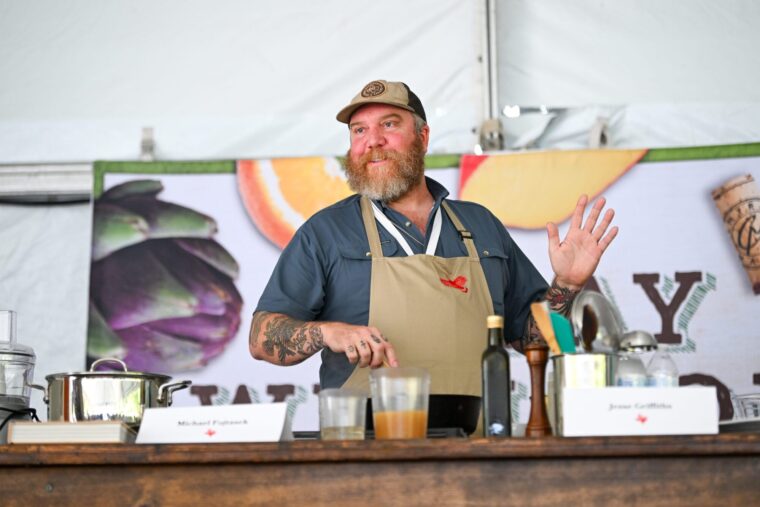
[250,311,267,348]
[522,279,581,348]
[524,317,542,348]
[253,311,325,364]
[544,279,580,317]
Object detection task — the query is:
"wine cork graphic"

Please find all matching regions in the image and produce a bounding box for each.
[712,174,760,295]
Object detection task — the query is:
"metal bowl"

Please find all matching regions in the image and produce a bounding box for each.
[570,291,624,352]
[620,330,658,351]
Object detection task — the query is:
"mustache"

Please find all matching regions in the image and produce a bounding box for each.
[356,148,404,167]
[343,136,426,201]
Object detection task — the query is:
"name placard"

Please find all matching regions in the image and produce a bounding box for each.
[559,386,718,437]
[136,403,292,444]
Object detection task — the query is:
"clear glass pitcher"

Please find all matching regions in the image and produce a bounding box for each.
[0,310,37,407]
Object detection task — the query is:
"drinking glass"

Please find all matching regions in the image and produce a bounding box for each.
[318,388,367,440]
[369,367,430,439]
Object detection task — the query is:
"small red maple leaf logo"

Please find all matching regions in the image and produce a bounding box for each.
[205,428,217,437]
[636,414,648,424]
[440,276,469,293]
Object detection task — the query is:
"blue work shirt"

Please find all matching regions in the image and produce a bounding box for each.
[255,176,549,387]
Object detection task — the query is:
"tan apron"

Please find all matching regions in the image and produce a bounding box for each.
[342,196,495,400]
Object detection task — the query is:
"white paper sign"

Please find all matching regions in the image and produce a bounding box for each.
[136,403,292,444]
[560,387,718,437]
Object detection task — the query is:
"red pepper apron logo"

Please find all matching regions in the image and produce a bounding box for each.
[440,276,469,293]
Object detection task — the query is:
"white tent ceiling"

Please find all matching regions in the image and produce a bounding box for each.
[495,0,760,149]
[2,0,760,164]
[498,0,760,105]
[0,0,483,163]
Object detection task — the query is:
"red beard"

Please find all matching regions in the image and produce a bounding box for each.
[344,136,426,202]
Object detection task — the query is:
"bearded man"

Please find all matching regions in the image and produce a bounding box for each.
[249,80,618,395]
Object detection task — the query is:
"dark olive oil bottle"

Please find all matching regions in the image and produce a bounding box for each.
[482,315,511,437]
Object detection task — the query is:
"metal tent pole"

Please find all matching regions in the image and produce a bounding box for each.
[479,0,504,151]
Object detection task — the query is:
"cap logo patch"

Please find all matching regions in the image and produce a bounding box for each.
[361,81,386,97]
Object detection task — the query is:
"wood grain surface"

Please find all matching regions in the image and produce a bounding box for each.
[1,434,759,506]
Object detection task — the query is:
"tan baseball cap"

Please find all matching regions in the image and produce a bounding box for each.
[336,79,427,124]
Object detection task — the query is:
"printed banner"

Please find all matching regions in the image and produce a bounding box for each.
[461,146,760,422]
[89,146,760,430]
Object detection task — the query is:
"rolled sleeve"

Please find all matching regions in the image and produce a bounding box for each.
[255,224,326,321]
[501,235,548,343]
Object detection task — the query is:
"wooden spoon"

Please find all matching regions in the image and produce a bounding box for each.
[530,302,562,355]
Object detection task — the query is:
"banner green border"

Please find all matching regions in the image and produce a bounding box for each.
[426,142,760,170]
[93,142,760,197]
[641,142,760,163]
[93,157,460,198]
[93,160,235,198]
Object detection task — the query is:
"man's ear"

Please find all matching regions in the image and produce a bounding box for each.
[419,124,431,151]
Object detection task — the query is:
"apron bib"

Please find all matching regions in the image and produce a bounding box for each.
[342,196,494,402]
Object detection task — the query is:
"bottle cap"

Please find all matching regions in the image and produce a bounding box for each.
[486,315,504,329]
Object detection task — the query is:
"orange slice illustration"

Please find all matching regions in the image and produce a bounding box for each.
[237,157,353,249]
[459,149,647,229]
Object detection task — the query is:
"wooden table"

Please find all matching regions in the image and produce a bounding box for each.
[1,434,759,506]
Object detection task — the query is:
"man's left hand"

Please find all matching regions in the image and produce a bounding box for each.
[546,194,618,290]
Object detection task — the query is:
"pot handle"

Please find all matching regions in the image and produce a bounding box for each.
[90,357,129,372]
[157,380,192,406]
[29,383,49,405]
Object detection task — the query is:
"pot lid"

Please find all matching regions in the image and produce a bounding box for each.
[0,343,35,358]
[46,357,171,382]
[45,370,172,382]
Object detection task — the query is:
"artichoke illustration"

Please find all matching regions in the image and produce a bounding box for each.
[88,179,243,373]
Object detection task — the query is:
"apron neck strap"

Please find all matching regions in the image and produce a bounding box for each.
[441,201,479,259]
[361,196,479,260]
[360,196,385,258]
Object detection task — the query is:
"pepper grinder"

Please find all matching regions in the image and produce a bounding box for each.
[525,342,552,437]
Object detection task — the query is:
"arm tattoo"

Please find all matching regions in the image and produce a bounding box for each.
[524,316,542,349]
[260,313,325,365]
[513,311,545,351]
[521,279,581,349]
[250,311,269,348]
[544,279,580,316]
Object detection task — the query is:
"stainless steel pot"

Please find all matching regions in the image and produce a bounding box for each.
[32,358,191,428]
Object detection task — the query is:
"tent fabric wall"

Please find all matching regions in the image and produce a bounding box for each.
[496,0,760,149]
[3,1,760,159]
[0,0,483,163]
[498,0,760,105]
[0,202,91,419]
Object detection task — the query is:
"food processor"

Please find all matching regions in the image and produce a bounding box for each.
[0,310,40,443]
